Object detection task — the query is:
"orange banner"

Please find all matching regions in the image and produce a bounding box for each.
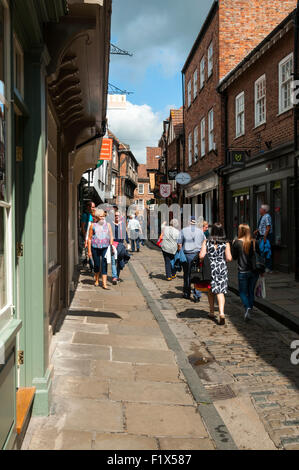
[99,138,113,160]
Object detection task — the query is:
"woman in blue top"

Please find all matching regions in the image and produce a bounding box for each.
[88,209,113,289]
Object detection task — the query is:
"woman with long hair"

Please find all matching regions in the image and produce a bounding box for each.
[199,223,232,325]
[232,224,261,321]
[88,209,113,289]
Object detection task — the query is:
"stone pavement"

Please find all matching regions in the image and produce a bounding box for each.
[22,262,215,451]
[134,244,299,450]
[228,262,299,331]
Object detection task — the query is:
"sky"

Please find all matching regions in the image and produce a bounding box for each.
[107,0,214,163]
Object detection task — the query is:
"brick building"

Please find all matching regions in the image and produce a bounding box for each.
[134,147,161,211]
[219,10,296,272]
[182,0,297,225]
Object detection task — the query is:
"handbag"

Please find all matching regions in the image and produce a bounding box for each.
[255,275,266,298]
[156,233,163,248]
[251,241,265,274]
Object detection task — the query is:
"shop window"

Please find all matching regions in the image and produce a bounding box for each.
[273,182,282,245]
[232,189,250,237]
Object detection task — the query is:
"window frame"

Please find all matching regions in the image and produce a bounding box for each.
[193,68,198,100]
[194,125,199,162]
[0,0,13,321]
[188,132,192,167]
[279,52,293,115]
[187,80,192,108]
[255,74,266,127]
[200,56,205,89]
[200,117,206,158]
[235,91,245,138]
[208,42,213,78]
[208,108,214,152]
[138,183,144,195]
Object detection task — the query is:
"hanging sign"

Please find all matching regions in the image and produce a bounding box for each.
[159,183,171,199]
[99,138,113,161]
[231,150,246,168]
[168,170,178,180]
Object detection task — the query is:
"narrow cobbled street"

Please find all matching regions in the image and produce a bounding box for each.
[22,244,299,451]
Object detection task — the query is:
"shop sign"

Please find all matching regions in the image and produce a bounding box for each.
[168,170,178,180]
[159,184,171,199]
[231,150,246,168]
[99,138,113,161]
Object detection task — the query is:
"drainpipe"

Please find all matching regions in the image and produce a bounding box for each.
[294,2,299,281]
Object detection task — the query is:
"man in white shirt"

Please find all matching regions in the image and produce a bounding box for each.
[127,215,142,252]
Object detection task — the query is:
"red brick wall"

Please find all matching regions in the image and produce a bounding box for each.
[218,0,296,79]
[146,147,161,169]
[226,30,294,154]
[167,140,177,170]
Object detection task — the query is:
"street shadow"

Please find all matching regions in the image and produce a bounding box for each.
[149,273,168,281]
[54,309,122,334]
[177,309,210,319]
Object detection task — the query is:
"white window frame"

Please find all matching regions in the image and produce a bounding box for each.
[0,1,13,322]
[255,74,266,127]
[200,56,205,89]
[193,68,198,100]
[200,117,206,158]
[194,126,199,162]
[235,91,245,137]
[138,183,144,195]
[187,80,192,108]
[279,52,293,114]
[208,42,213,78]
[208,108,214,152]
[188,132,192,166]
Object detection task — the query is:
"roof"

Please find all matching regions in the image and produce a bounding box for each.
[218,8,296,92]
[137,164,149,180]
[146,147,161,170]
[182,1,218,74]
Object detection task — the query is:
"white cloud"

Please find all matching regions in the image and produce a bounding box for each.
[107,101,164,163]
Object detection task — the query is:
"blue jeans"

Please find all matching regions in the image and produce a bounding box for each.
[111,254,118,279]
[131,237,140,252]
[238,271,259,310]
[183,252,201,298]
[92,247,108,275]
[162,251,176,278]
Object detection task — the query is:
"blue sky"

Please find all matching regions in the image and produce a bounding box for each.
[107,0,214,162]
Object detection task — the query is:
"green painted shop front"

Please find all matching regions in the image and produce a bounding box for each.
[0,0,111,449]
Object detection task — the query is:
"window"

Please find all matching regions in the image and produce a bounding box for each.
[279,53,293,114]
[235,92,245,137]
[255,75,266,126]
[148,183,153,195]
[112,145,117,164]
[208,42,213,77]
[193,69,198,99]
[200,56,205,89]
[208,108,214,152]
[187,80,191,107]
[111,174,116,196]
[194,126,199,161]
[188,132,192,166]
[138,183,144,195]
[200,117,206,157]
[0,3,12,316]
[138,199,144,209]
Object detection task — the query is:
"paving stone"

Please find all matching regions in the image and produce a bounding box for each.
[91,360,135,380]
[109,379,194,405]
[72,332,168,350]
[54,375,109,400]
[53,343,111,361]
[93,433,158,450]
[112,347,177,365]
[133,364,182,383]
[52,357,92,377]
[108,324,162,337]
[158,437,215,450]
[125,403,208,438]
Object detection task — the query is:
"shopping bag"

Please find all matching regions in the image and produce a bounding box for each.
[156,233,163,248]
[255,276,266,298]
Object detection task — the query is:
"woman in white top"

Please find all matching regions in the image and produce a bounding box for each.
[161,219,180,281]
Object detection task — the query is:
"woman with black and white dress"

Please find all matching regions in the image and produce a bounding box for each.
[199,223,232,325]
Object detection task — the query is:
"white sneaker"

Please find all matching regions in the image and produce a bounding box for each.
[244,308,251,321]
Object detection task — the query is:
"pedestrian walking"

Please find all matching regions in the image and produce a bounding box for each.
[110,211,128,284]
[232,224,262,321]
[161,219,180,281]
[81,201,95,271]
[254,204,273,273]
[127,214,142,252]
[178,216,205,299]
[136,211,146,246]
[199,223,232,325]
[88,208,113,289]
